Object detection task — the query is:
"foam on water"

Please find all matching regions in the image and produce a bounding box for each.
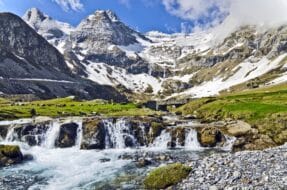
[184,129,203,150]
[151,130,171,149]
[5,146,132,190]
[0,117,236,189]
[43,120,60,149]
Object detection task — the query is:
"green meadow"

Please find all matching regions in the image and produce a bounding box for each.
[0,97,159,120]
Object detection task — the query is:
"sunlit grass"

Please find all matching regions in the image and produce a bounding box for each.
[0,97,160,120]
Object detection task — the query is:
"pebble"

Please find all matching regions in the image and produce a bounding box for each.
[177,144,287,190]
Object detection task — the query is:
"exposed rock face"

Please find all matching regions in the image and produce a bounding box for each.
[169,127,185,147]
[55,123,79,148]
[0,125,9,140]
[161,79,192,96]
[0,145,23,167]
[0,12,126,101]
[198,126,225,147]
[66,10,150,74]
[0,13,71,79]
[81,118,106,149]
[23,8,73,44]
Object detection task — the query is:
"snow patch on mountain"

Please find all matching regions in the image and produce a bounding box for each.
[170,54,287,98]
[84,62,162,93]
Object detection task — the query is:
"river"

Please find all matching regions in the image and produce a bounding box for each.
[0,116,234,189]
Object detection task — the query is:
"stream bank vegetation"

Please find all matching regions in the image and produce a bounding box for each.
[176,83,287,146]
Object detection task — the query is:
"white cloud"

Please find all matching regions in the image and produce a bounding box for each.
[118,0,131,8]
[161,0,287,36]
[162,0,229,25]
[53,0,83,11]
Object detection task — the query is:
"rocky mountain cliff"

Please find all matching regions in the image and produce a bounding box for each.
[0,12,126,101]
[18,8,287,100]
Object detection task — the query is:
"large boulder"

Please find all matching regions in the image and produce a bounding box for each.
[227,120,251,137]
[0,145,23,167]
[81,118,106,150]
[198,126,225,147]
[55,123,79,148]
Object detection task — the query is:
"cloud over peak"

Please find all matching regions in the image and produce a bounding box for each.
[53,0,83,11]
[162,0,287,33]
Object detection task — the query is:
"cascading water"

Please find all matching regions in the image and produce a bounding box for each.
[0,117,236,190]
[0,118,134,190]
[184,129,203,150]
[151,129,172,148]
[103,118,138,149]
[74,119,83,148]
[4,126,15,142]
[43,120,60,148]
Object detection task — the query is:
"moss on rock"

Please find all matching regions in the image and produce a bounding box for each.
[0,145,23,167]
[198,126,225,147]
[149,122,164,143]
[144,163,191,189]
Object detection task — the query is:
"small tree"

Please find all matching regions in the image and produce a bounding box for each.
[30,108,37,117]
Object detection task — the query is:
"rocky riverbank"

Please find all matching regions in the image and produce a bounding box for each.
[177,144,287,189]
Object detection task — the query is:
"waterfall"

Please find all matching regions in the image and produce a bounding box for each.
[139,123,148,146]
[221,135,236,151]
[163,66,166,78]
[43,120,61,149]
[151,130,171,148]
[148,63,153,75]
[5,126,16,142]
[74,119,83,148]
[103,118,138,149]
[184,129,202,150]
[0,117,236,151]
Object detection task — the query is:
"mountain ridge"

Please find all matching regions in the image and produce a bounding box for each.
[16,8,287,100]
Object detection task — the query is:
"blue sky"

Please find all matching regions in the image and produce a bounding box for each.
[0,0,196,33]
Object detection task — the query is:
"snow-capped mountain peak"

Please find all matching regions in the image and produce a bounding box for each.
[23,8,47,27]
[22,8,73,43]
[75,10,147,46]
[85,10,119,23]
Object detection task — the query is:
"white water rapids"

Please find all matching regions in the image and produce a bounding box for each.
[0,117,234,190]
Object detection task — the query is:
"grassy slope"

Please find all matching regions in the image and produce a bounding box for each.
[0,97,159,120]
[176,83,287,144]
